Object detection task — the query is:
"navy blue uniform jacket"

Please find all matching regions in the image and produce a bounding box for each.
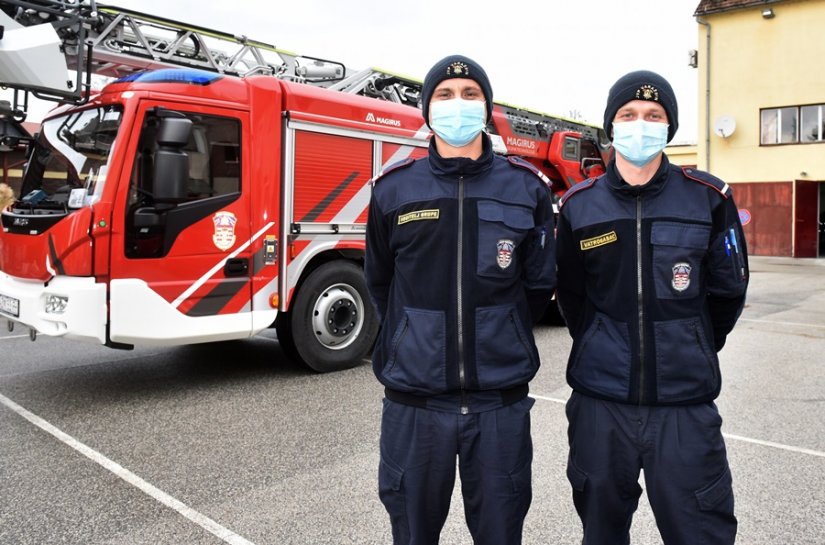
[556,156,748,406]
[365,136,556,413]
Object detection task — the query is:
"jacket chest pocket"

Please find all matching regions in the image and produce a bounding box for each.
[651,222,711,300]
[477,201,533,278]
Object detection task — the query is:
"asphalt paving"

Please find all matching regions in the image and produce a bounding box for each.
[0,256,823,544]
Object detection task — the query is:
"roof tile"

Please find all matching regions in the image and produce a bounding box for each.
[695,0,782,16]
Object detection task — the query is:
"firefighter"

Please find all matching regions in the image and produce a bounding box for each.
[555,70,749,545]
[365,54,556,545]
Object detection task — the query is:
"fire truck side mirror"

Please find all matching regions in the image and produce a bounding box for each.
[157,117,192,147]
[152,117,192,203]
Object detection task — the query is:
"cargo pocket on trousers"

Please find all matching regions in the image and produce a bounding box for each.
[509,458,532,494]
[695,466,737,541]
[506,457,533,521]
[378,457,409,539]
[695,468,733,514]
[695,466,733,512]
[566,456,588,493]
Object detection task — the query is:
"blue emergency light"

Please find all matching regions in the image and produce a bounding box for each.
[115,69,223,86]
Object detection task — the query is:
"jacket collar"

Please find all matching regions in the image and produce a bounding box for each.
[427,133,495,178]
[605,153,671,197]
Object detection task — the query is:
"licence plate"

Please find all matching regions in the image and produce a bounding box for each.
[0,293,19,317]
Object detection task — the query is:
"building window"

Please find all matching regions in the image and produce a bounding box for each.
[801,105,824,143]
[761,104,825,145]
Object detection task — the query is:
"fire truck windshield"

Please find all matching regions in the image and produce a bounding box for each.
[19,105,123,209]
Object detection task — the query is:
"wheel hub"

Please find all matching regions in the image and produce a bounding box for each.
[328,299,357,336]
[311,284,365,350]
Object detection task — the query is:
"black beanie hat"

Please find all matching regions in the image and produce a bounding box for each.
[420,54,493,127]
[603,70,679,142]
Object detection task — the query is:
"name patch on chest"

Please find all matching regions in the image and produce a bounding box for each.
[398,209,440,225]
[580,231,618,251]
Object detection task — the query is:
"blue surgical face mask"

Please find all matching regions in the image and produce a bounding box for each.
[429,98,486,147]
[611,120,669,167]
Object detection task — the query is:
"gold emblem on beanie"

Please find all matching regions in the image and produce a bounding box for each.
[636,84,659,102]
[447,61,470,76]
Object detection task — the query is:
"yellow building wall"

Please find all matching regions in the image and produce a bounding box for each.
[695,0,825,183]
[666,144,698,167]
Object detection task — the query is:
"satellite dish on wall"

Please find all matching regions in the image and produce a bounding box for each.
[714,115,737,138]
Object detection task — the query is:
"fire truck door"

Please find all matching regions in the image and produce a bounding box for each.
[109,102,253,344]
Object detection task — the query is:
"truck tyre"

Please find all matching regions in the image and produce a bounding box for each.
[278,260,378,373]
[275,309,300,365]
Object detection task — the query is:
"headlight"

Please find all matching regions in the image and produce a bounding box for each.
[45,294,69,314]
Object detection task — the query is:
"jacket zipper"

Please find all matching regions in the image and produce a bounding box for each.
[636,196,646,404]
[457,175,468,414]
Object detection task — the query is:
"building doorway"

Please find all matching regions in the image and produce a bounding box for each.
[794,180,820,258]
[819,183,824,257]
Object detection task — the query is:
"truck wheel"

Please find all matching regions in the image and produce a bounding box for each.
[275,309,300,364]
[280,260,378,373]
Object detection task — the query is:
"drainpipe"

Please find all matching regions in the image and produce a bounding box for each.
[697,17,711,171]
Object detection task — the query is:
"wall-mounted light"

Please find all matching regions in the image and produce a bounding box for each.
[762,8,775,19]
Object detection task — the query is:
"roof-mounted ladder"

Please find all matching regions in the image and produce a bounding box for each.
[0,0,420,116]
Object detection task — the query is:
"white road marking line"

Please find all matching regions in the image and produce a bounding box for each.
[722,433,825,458]
[0,334,29,341]
[530,393,566,405]
[0,393,256,545]
[531,394,825,459]
[740,318,825,330]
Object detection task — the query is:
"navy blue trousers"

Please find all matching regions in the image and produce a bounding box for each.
[378,397,534,545]
[565,391,737,545]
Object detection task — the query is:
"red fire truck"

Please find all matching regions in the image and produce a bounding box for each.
[0,1,608,371]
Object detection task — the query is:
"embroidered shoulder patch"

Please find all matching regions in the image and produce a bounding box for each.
[580,231,618,251]
[671,262,692,292]
[398,209,440,225]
